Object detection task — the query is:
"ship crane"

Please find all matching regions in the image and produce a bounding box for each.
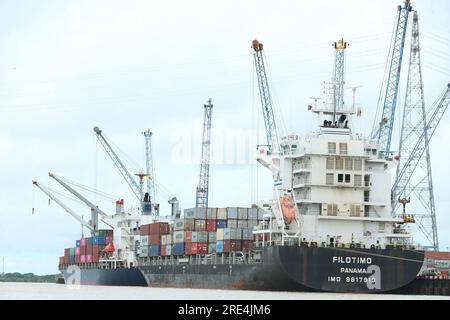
[392,83,450,247]
[371,0,412,159]
[94,126,151,214]
[196,99,213,208]
[143,130,159,215]
[48,172,113,229]
[32,180,96,232]
[251,39,280,154]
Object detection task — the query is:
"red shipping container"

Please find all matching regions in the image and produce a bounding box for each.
[64,248,70,257]
[92,254,99,263]
[86,254,93,263]
[80,255,86,263]
[75,247,80,256]
[185,243,199,255]
[149,222,169,235]
[206,220,217,232]
[80,245,87,255]
[197,242,208,255]
[185,231,193,243]
[161,245,167,257]
[223,241,231,253]
[75,255,80,263]
[80,237,86,246]
[93,245,100,255]
[149,234,161,245]
[64,256,69,264]
[242,240,253,251]
[140,224,150,236]
[86,245,93,255]
[59,257,64,265]
[230,241,242,251]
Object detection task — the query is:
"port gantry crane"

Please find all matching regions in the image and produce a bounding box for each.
[195,99,213,208]
[143,130,159,215]
[371,0,412,159]
[94,126,152,215]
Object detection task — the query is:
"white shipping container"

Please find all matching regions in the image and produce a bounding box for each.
[207,208,217,219]
[257,208,264,220]
[237,220,248,228]
[217,208,227,220]
[238,208,248,220]
[166,234,172,245]
[141,235,149,246]
[197,231,208,243]
[140,246,149,257]
[248,208,258,220]
[185,207,207,219]
[208,232,217,243]
[247,220,258,228]
[227,219,238,228]
[173,231,185,243]
[227,207,238,219]
[223,228,231,240]
[161,235,167,246]
[166,245,172,256]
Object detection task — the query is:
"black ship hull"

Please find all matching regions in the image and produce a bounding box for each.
[138,246,424,293]
[60,267,148,287]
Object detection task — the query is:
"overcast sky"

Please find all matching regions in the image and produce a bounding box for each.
[0,0,449,275]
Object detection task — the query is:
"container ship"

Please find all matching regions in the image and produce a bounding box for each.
[42,3,428,292]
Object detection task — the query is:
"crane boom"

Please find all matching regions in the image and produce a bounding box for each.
[196,99,213,208]
[32,180,95,231]
[252,39,279,153]
[93,126,142,202]
[392,83,450,201]
[49,172,110,221]
[372,0,412,158]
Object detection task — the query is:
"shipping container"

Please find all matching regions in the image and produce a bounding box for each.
[75,247,80,256]
[195,219,206,231]
[185,243,195,255]
[227,207,238,219]
[247,220,258,228]
[172,243,185,256]
[216,241,224,253]
[242,228,254,240]
[141,235,149,246]
[140,224,150,236]
[75,255,80,263]
[80,238,86,246]
[253,234,269,241]
[80,245,87,255]
[223,241,231,253]
[208,232,217,243]
[64,248,70,257]
[206,219,217,232]
[216,219,227,229]
[148,245,160,257]
[242,240,253,251]
[208,242,216,254]
[206,208,217,219]
[59,257,64,265]
[166,244,172,256]
[174,219,195,231]
[216,228,224,241]
[217,208,227,220]
[149,222,170,235]
[149,234,161,245]
[86,245,93,255]
[248,208,258,220]
[161,245,167,257]
[140,246,149,257]
[238,208,248,220]
[237,220,248,229]
[86,255,93,263]
[80,255,86,263]
[224,228,242,240]
[76,240,81,247]
[92,254,99,263]
[69,248,75,256]
[93,236,106,246]
[227,219,238,229]
[173,231,185,243]
[230,240,242,251]
[86,237,93,245]
[184,207,207,219]
[161,235,168,246]
[198,242,208,255]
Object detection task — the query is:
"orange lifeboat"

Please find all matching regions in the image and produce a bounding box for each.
[104,242,115,253]
[279,195,297,224]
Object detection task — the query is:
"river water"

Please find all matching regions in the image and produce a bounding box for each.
[0,282,448,299]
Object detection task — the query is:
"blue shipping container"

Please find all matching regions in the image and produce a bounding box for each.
[172,243,185,256]
[93,236,106,246]
[227,207,238,219]
[148,245,160,257]
[216,241,224,253]
[216,220,227,229]
[86,237,92,245]
[76,240,81,247]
